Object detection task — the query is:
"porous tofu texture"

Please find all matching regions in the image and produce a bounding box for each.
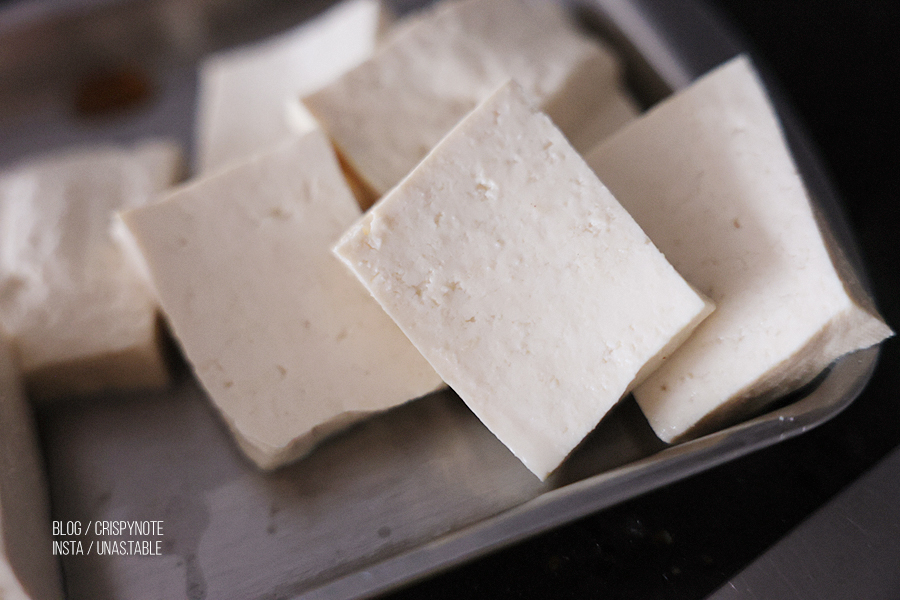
[195,0,391,172]
[334,80,713,480]
[586,55,893,443]
[122,130,443,470]
[0,140,182,400]
[0,329,64,600]
[304,0,624,197]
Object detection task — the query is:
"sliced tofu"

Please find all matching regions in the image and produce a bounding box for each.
[122,130,443,470]
[586,55,894,443]
[0,141,182,400]
[0,328,64,600]
[303,0,624,198]
[334,80,714,480]
[195,0,392,173]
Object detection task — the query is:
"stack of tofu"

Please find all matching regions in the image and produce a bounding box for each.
[130,0,890,478]
[0,140,181,600]
[1,0,892,504]
[122,0,651,474]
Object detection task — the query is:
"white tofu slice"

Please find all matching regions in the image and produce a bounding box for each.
[0,328,64,600]
[195,0,392,173]
[0,141,183,400]
[333,80,714,480]
[303,0,624,197]
[586,55,894,443]
[122,130,443,470]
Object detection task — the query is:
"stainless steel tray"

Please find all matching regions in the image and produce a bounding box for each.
[0,0,883,598]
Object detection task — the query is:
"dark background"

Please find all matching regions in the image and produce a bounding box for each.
[384,1,900,598]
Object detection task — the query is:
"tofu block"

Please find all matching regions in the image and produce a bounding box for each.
[586,55,894,443]
[333,80,714,480]
[0,141,183,400]
[303,0,624,197]
[122,130,443,470]
[196,0,391,173]
[0,329,64,600]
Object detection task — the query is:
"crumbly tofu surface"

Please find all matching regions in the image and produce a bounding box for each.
[304,0,622,196]
[586,55,894,443]
[122,130,443,470]
[0,329,64,600]
[195,0,390,172]
[0,140,182,400]
[334,81,713,480]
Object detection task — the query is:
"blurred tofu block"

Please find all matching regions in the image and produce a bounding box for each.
[304,0,625,198]
[122,130,443,470]
[196,0,392,173]
[586,55,894,443]
[0,328,64,600]
[0,141,183,400]
[334,81,713,480]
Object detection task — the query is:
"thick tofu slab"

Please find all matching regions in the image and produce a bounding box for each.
[304,0,623,197]
[334,81,713,480]
[0,329,63,600]
[122,131,443,470]
[0,141,182,400]
[586,55,894,443]
[195,0,391,172]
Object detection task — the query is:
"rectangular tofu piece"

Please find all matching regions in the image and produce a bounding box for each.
[333,80,714,480]
[303,0,624,197]
[195,0,391,173]
[0,140,183,400]
[586,55,894,443]
[122,130,443,470]
[0,328,64,600]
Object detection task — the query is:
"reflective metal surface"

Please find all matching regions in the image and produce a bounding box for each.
[708,442,900,600]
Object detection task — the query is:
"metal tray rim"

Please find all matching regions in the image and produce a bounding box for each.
[298,346,880,599]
